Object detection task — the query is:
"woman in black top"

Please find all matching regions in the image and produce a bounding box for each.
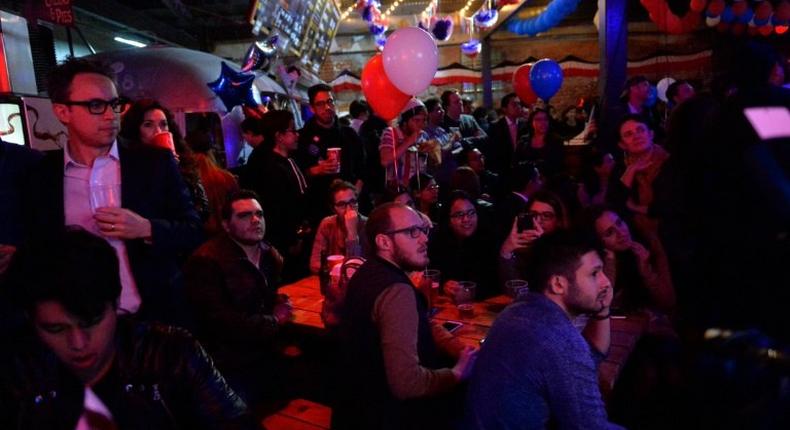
[428,190,499,299]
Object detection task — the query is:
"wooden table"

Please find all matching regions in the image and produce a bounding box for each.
[279,275,647,397]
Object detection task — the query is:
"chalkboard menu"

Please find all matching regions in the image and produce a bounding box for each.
[249,0,340,73]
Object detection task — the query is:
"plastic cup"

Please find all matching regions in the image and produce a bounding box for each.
[505,279,529,301]
[327,147,342,173]
[152,131,175,153]
[327,255,345,271]
[89,184,121,213]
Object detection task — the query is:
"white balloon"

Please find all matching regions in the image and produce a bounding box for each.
[706,15,721,27]
[382,27,439,96]
[656,77,676,103]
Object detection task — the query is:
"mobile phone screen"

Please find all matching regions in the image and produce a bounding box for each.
[517,212,534,232]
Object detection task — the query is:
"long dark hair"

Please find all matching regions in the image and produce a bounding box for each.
[120,98,198,180]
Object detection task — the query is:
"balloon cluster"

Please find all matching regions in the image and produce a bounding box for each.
[507,0,581,36]
[207,62,258,111]
[706,0,790,36]
[240,35,279,73]
[460,39,482,58]
[640,0,701,34]
[474,8,499,30]
[361,27,439,121]
[357,0,389,48]
[511,59,564,103]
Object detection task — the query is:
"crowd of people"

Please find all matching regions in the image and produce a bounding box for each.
[0,39,788,429]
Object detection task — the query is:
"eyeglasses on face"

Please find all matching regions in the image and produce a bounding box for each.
[384,224,430,239]
[61,98,129,115]
[527,211,556,221]
[450,209,477,220]
[334,198,358,209]
[313,98,335,108]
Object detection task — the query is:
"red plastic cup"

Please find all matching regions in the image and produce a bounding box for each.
[152,131,176,153]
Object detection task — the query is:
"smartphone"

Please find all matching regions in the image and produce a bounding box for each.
[442,320,464,334]
[517,212,534,232]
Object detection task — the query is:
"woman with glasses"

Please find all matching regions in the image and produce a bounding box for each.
[498,190,571,285]
[409,173,441,223]
[120,99,210,223]
[309,179,368,274]
[380,99,430,189]
[428,190,499,299]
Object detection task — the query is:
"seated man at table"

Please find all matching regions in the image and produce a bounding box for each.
[463,231,623,430]
[335,202,477,430]
[183,189,293,411]
[0,228,255,429]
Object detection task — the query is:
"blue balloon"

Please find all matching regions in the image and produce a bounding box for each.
[206,62,258,111]
[645,85,658,108]
[529,59,563,101]
[721,6,735,23]
[738,9,754,24]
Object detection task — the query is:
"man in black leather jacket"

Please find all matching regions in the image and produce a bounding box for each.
[0,228,256,430]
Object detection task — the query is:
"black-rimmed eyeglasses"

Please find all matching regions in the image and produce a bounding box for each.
[334,198,358,209]
[60,98,129,115]
[384,224,430,239]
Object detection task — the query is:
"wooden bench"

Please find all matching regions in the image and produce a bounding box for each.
[262,398,331,430]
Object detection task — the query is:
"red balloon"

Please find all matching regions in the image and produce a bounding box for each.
[755,2,773,20]
[758,25,774,36]
[708,0,726,16]
[776,1,790,21]
[690,0,706,13]
[732,1,748,16]
[361,54,410,122]
[512,64,537,105]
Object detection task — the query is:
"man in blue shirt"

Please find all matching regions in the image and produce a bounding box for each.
[463,231,623,429]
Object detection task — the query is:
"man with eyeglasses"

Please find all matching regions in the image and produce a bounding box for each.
[24,57,203,324]
[183,189,292,412]
[334,202,477,430]
[296,84,366,225]
[309,180,367,274]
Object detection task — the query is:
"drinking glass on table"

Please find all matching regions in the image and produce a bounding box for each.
[454,281,476,319]
[505,279,529,302]
[420,269,441,310]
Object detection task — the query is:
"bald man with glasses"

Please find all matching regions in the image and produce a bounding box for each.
[25,57,202,325]
[334,202,477,430]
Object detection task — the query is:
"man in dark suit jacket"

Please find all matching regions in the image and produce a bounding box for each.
[25,57,202,324]
[440,90,488,151]
[486,92,528,177]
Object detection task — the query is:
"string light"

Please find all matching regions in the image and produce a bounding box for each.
[459,0,476,18]
[421,0,438,17]
[340,2,356,20]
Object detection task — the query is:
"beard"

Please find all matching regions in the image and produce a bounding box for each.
[565,280,606,317]
[392,245,429,272]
